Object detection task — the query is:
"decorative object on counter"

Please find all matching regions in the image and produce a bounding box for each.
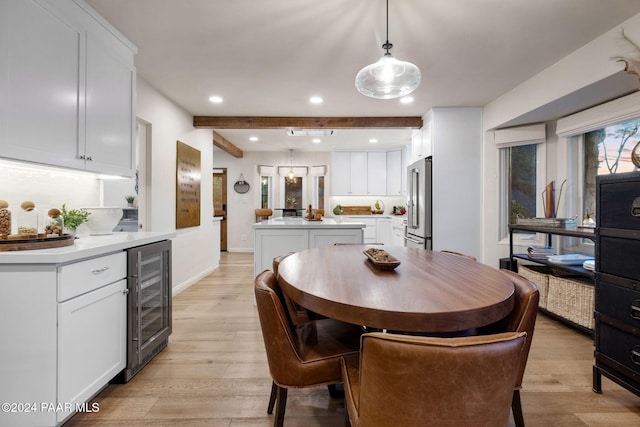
[542,179,567,218]
[0,200,11,240]
[60,204,91,235]
[515,215,577,228]
[84,207,123,235]
[333,204,343,215]
[582,210,595,227]
[125,195,135,207]
[372,200,385,214]
[363,247,401,271]
[304,204,313,220]
[392,205,407,215]
[18,200,38,237]
[45,208,63,237]
[0,233,75,252]
[354,0,420,99]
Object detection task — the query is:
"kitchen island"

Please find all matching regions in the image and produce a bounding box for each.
[253,218,365,276]
[0,231,174,427]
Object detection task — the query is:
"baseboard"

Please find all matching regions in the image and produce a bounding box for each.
[173,266,216,296]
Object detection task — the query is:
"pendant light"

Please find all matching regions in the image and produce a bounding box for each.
[355,0,421,99]
[286,149,297,184]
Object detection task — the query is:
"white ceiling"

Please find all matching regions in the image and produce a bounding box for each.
[85,0,640,152]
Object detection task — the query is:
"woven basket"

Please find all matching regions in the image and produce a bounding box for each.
[546,275,595,330]
[517,265,551,309]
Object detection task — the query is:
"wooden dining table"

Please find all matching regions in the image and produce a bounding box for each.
[277,245,515,333]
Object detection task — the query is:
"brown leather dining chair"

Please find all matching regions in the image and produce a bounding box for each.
[272,252,310,325]
[341,331,527,427]
[254,270,363,427]
[477,268,539,427]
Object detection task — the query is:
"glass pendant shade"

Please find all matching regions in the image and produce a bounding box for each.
[355,53,421,99]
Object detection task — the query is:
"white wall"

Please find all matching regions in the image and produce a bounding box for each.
[480,13,640,268]
[212,150,331,252]
[136,77,217,293]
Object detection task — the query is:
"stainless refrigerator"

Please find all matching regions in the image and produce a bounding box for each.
[405,156,432,249]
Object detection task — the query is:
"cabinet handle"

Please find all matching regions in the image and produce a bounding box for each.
[79,155,86,160]
[632,346,640,365]
[631,300,640,320]
[122,288,129,295]
[86,156,93,161]
[91,266,110,274]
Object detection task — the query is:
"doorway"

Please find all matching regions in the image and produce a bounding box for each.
[213,168,227,251]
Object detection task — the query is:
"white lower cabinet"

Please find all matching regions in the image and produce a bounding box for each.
[57,279,126,423]
[0,251,127,427]
[253,226,364,275]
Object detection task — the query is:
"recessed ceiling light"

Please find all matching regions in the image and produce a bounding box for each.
[249,136,259,142]
[369,138,378,143]
[209,95,223,103]
[309,96,323,104]
[312,138,321,144]
[400,96,414,104]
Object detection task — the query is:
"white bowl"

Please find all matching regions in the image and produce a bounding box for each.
[84,207,123,235]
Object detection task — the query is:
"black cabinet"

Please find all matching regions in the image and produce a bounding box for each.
[594,171,640,397]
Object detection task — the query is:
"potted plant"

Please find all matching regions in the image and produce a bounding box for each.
[59,204,91,235]
[125,195,135,207]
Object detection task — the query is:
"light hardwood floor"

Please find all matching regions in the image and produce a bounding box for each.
[66,252,640,426]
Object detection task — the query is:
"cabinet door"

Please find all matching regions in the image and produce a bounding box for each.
[85,34,136,176]
[367,152,387,195]
[58,279,126,423]
[0,0,83,170]
[331,152,351,195]
[350,152,368,195]
[386,150,403,195]
[376,217,393,245]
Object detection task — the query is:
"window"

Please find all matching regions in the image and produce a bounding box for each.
[314,176,324,210]
[583,118,640,218]
[284,177,303,208]
[260,176,271,209]
[499,143,543,241]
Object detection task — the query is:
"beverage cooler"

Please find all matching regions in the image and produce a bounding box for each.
[119,240,172,382]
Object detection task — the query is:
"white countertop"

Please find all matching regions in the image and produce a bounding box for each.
[253,218,366,229]
[0,231,175,264]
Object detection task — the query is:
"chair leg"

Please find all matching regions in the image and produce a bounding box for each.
[512,389,525,427]
[274,385,288,427]
[267,381,277,414]
[328,383,345,398]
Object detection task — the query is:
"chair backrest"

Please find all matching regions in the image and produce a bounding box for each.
[255,208,273,222]
[272,252,309,325]
[356,332,526,427]
[254,270,304,386]
[480,269,539,388]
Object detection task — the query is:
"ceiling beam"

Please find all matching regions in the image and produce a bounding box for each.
[194,116,423,129]
[212,131,243,158]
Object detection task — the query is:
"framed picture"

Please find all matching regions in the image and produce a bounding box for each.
[176,141,201,229]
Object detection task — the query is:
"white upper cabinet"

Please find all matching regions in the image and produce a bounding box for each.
[386,149,403,195]
[85,33,136,175]
[0,0,83,170]
[332,149,404,196]
[366,151,387,195]
[0,0,137,177]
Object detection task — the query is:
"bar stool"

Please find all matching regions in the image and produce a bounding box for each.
[255,208,273,222]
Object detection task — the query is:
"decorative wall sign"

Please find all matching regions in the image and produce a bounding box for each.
[176,141,201,228]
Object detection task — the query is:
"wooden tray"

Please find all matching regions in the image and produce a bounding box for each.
[341,206,372,215]
[363,248,401,271]
[0,234,75,252]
